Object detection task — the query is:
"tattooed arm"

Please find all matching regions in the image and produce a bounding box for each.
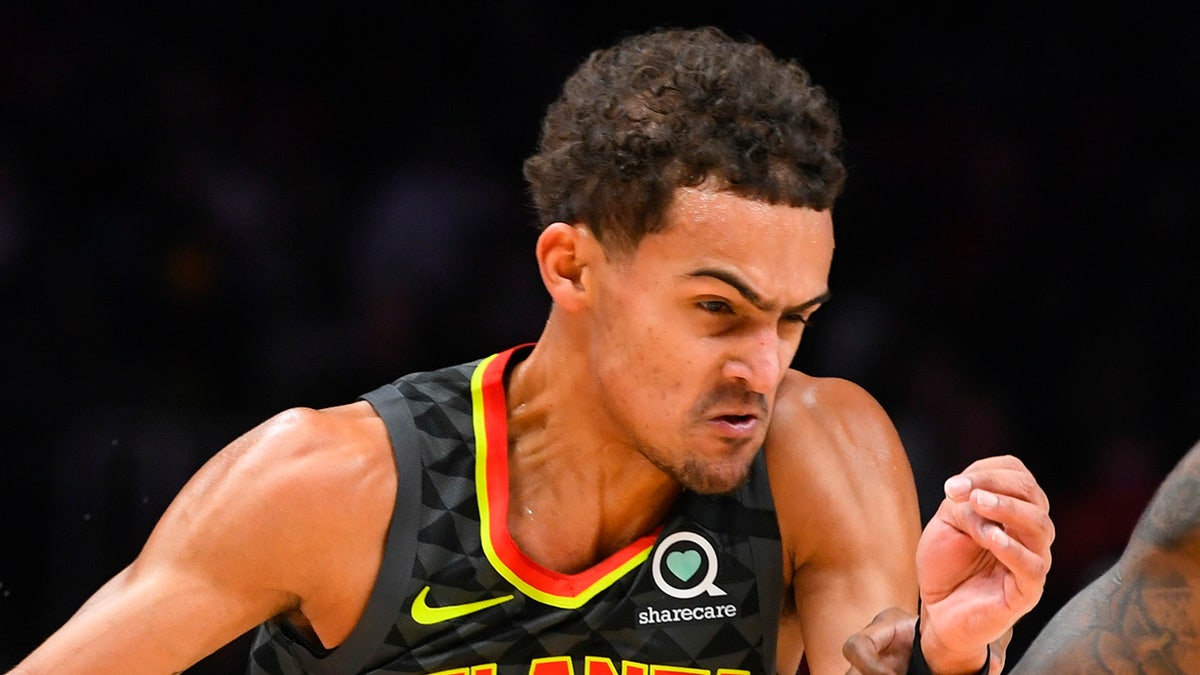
[1010,439,1200,674]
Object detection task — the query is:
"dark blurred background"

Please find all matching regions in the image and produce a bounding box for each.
[1,2,1197,671]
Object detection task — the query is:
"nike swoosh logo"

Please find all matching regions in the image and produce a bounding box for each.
[410,585,515,625]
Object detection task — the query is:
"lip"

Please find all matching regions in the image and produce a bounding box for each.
[707,412,762,438]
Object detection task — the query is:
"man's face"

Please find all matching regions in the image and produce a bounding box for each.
[585,186,834,494]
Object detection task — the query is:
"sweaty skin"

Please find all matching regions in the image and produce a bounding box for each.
[769,371,922,673]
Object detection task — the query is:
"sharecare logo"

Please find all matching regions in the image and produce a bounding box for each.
[636,603,739,625]
[651,531,726,598]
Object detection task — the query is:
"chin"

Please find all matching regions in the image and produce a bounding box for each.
[677,460,753,495]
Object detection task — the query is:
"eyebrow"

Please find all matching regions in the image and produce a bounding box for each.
[686,268,831,315]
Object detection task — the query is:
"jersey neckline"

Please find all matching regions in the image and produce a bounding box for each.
[471,344,660,608]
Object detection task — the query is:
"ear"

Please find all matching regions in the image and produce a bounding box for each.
[536,222,603,312]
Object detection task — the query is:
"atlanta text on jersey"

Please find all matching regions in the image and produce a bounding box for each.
[428,656,751,675]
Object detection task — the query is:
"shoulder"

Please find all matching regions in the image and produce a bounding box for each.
[765,369,919,564]
[33,401,404,658]
[137,401,396,608]
[766,370,910,486]
[198,402,393,519]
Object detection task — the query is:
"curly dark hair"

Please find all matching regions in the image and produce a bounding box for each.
[522,25,846,251]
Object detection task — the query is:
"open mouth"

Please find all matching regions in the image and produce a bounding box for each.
[715,414,758,432]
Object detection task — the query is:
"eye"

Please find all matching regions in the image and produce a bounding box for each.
[782,312,811,326]
[697,300,733,314]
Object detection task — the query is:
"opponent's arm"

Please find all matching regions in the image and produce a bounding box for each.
[770,375,922,675]
[1010,439,1200,674]
[8,404,394,675]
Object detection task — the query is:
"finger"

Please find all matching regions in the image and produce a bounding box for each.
[988,652,1005,675]
[941,465,1041,504]
[957,454,1031,475]
[936,483,1053,552]
[936,491,1051,593]
[945,468,1041,509]
[955,496,1047,570]
[953,463,1050,511]
[994,626,1014,653]
[968,520,1051,608]
[968,487,1055,554]
[841,639,891,675]
[987,628,1013,675]
[842,632,907,675]
[841,609,915,675]
[935,493,1004,543]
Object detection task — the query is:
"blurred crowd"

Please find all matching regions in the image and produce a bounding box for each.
[1,3,1196,671]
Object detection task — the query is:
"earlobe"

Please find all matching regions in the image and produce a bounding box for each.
[536,222,596,312]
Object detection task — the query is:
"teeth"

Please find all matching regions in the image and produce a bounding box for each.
[723,417,754,430]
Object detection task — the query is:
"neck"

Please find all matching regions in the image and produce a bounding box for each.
[504,318,683,572]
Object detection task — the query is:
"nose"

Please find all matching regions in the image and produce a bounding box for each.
[721,329,784,395]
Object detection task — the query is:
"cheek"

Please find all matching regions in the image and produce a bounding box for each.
[599,325,694,406]
[593,285,703,403]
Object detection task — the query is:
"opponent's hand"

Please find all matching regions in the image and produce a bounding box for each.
[916,455,1052,673]
[841,607,914,675]
[842,607,1011,675]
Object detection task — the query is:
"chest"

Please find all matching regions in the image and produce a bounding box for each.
[389,487,781,675]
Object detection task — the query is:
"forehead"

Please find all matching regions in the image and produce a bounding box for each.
[667,186,832,240]
[622,187,834,295]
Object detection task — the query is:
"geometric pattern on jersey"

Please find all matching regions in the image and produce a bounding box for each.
[248,344,783,675]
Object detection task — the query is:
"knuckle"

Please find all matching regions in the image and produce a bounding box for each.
[1001,453,1026,469]
[1030,552,1051,579]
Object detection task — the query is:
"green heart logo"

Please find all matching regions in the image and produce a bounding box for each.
[666,550,702,582]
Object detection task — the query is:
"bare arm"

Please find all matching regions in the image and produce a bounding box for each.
[8,404,394,675]
[770,374,922,674]
[1011,439,1200,674]
[840,454,1052,675]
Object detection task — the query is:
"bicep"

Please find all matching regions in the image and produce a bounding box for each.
[792,547,919,674]
[784,475,920,675]
[806,427,921,666]
[771,375,923,674]
[776,616,805,674]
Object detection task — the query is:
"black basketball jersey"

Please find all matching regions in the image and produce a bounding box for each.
[248,344,783,675]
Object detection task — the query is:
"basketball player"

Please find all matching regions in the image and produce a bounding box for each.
[8,26,1053,675]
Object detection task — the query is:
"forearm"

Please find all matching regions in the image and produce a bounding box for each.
[1012,560,1199,672]
[1005,570,1112,674]
[1012,441,1200,673]
[11,586,191,674]
[10,563,275,675]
